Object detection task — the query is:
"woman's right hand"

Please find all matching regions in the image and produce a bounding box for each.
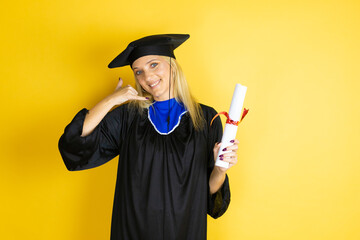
[81,78,148,137]
[109,78,148,106]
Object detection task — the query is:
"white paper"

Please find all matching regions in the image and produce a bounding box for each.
[215,84,247,168]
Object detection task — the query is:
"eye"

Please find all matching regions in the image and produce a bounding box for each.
[150,62,158,68]
[135,70,142,75]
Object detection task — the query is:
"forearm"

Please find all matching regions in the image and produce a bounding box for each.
[81,95,116,137]
[209,167,226,195]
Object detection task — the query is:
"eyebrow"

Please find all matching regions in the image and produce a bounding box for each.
[132,58,157,70]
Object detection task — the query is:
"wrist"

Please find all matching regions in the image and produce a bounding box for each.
[211,167,226,183]
[209,168,226,195]
[105,94,119,108]
[213,165,227,176]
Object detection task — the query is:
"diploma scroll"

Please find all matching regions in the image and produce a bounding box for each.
[215,84,247,168]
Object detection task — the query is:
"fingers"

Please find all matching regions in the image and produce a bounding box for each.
[126,85,139,96]
[110,78,150,105]
[121,87,148,101]
[114,79,138,96]
[115,78,137,94]
[219,152,237,161]
[217,139,239,168]
[218,152,238,166]
[222,139,239,152]
[115,78,123,91]
[132,95,149,101]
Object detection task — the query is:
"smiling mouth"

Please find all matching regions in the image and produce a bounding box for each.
[150,80,160,88]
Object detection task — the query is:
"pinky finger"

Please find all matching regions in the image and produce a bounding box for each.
[135,96,149,101]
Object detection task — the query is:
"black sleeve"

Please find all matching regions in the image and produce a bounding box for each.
[58,107,124,171]
[206,107,231,219]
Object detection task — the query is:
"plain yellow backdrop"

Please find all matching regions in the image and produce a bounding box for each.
[1,0,359,239]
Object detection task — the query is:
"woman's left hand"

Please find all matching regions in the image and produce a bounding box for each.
[209,139,239,194]
[213,139,239,173]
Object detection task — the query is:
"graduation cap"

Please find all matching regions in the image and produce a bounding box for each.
[108,34,190,68]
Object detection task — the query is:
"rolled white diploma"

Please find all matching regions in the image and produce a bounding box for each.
[215,84,247,168]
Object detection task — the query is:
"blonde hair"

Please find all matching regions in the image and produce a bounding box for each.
[129,56,204,131]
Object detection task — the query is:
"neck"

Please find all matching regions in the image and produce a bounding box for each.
[155,97,176,102]
[153,92,174,102]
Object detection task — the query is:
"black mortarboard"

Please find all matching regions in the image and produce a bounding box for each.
[108,34,190,68]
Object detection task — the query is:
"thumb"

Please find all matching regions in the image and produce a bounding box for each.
[213,142,222,153]
[213,142,222,162]
[115,78,123,91]
[215,142,222,148]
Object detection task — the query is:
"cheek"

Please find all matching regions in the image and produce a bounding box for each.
[136,78,147,89]
[139,81,148,89]
[136,77,142,84]
[158,66,170,79]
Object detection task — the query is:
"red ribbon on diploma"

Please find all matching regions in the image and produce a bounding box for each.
[210,108,249,126]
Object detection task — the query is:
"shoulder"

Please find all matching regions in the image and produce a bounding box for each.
[199,103,218,120]
[106,104,128,118]
[198,103,222,130]
[110,103,144,114]
[105,103,144,123]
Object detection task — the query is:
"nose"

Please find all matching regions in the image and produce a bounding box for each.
[144,70,154,83]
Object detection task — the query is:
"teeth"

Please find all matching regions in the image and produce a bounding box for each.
[150,80,160,87]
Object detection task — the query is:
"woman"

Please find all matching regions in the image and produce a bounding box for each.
[59,34,239,240]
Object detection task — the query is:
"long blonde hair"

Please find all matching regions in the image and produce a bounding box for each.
[129,56,204,131]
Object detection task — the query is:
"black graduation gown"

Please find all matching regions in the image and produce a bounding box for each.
[58,104,230,240]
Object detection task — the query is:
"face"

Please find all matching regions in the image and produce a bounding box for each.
[132,55,173,101]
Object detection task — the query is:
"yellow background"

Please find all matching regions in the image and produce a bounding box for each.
[1,0,359,239]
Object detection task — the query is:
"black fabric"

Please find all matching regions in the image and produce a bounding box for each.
[108,34,189,68]
[58,104,230,240]
[128,45,175,66]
